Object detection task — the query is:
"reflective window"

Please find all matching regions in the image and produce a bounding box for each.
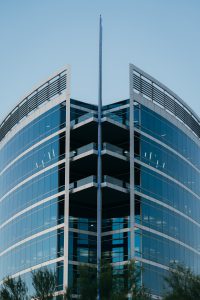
[69,232,96,264]
[143,263,168,296]
[102,232,130,263]
[0,164,65,225]
[69,216,96,233]
[102,217,129,232]
[0,103,66,172]
[135,134,200,195]
[135,164,200,224]
[135,228,200,273]
[136,195,200,250]
[0,133,65,198]
[16,261,64,296]
[0,196,64,252]
[0,229,64,281]
[135,104,200,170]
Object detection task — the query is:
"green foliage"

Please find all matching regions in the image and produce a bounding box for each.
[78,264,97,300]
[125,260,151,300]
[163,263,200,300]
[100,261,118,300]
[111,260,151,300]
[0,261,151,300]
[63,287,74,300]
[31,267,56,300]
[71,260,151,300]
[0,276,28,300]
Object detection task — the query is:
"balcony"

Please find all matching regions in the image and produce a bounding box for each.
[70,112,129,146]
[69,175,129,208]
[70,143,129,178]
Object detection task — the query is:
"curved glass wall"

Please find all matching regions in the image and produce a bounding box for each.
[0,164,65,226]
[1,77,199,299]
[0,133,65,198]
[135,165,200,222]
[138,134,200,195]
[0,101,66,295]
[138,105,200,170]
[0,103,66,172]
[0,229,64,280]
[0,195,64,253]
[21,261,64,295]
[134,102,200,296]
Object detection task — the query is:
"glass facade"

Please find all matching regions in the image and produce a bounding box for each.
[0,67,200,299]
[133,102,200,296]
[0,101,67,295]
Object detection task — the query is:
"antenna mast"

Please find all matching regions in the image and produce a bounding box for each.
[97,14,102,300]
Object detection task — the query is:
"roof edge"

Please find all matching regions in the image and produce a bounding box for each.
[129,63,200,124]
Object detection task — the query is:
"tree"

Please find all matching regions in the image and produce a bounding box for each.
[78,264,97,300]
[68,260,151,300]
[100,261,114,300]
[63,287,74,300]
[31,267,56,300]
[125,260,151,300]
[0,276,28,300]
[110,260,151,300]
[163,263,200,300]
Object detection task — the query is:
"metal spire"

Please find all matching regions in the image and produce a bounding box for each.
[97,14,102,300]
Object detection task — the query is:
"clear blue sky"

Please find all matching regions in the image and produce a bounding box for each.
[0,0,200,121]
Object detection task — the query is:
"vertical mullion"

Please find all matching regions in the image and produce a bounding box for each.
[129,64,135,260]
[63,66,71,291]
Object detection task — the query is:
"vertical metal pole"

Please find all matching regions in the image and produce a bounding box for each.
[97,15,102,300]
[64,66,71,291]
[129,64,135,260]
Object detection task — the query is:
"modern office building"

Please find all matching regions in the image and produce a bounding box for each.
[0,64,200,298]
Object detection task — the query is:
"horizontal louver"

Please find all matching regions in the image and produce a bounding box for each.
[133,71,200,139]
[0,71,67,141]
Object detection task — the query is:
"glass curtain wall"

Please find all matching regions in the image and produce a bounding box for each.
[0,103,66,296]
[133,102,200,296]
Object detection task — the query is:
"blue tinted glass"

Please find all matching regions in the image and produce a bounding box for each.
[139,105,200,170]
[0,164,65,225]
[0,229,64,281]
[0,104,66,172]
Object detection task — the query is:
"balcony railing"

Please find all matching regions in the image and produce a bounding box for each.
[102,143,129,157]
[69,175,129,191]
[69,175,97,190]
[70,142,129,159]
[103,175,129,189]
[70,143,97,158]
[103,112,129,127]
[71,111,129,128]
[70,112,97,127]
